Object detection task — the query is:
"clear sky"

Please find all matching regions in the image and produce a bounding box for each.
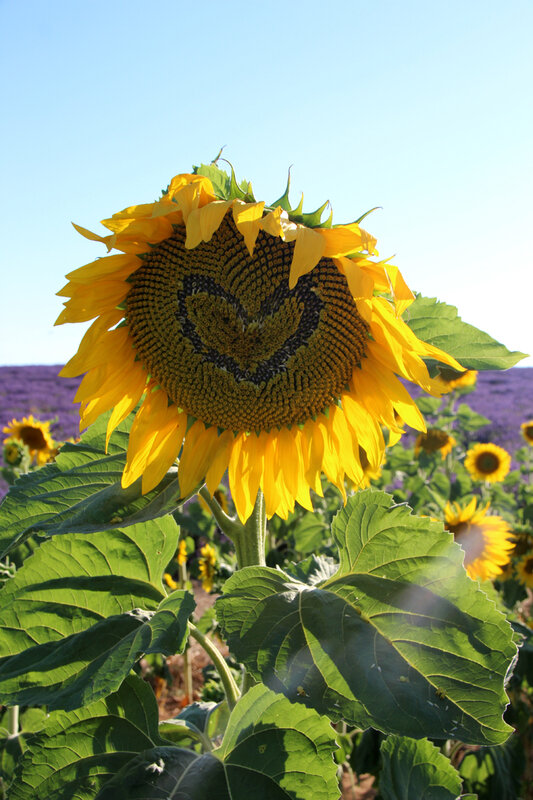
[1,0,531,367]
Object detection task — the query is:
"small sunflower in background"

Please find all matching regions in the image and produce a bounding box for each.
[414,428,456,459]
[433,368,478,394]
[464,442,511,483]
[3,438,28,468]
[198,543,217,593]
[516,554,533,588]
[177,539,188,566]
[2,415,56,466]
[444,498,514,581]
[56,161,464,522]
[521,420,533,446]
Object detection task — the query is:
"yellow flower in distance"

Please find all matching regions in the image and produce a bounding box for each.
[433,369,478,394]
[444,498,514,581]
[517,554,533,588]
[56,165,464,523]
[163,572,179,590]
[198,543,217,593]
[2,415,56,466]
[414,428,456,459]
[464,443,511,483]
[521,420,533,446]
[177,539,187,566]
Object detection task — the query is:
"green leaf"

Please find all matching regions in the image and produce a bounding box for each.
[9,675,167,800]
[195,162,231,199]
[415,395,443,415]
[380,735,462,800]
[0,518,194,710]
[96,685,340,799]
[158,701,227,749]
[404,295,527,371]
[456,403,491,432]
[216,490,515,744]
[0,410,187,559]
[291,511,329,555]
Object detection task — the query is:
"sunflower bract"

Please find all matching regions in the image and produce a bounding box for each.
[56,168,463,522]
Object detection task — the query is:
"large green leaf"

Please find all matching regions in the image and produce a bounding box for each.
[96,685,340,799]
[380,735,462,800]
[9,675,167,800]
[216,490,516,744]
[0,518,194,710]
[404,295,527,370]
[0,410,186,559]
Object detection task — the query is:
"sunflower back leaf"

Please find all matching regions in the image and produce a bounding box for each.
[404,295,527,371]
[216,490,516,745]
[95,685,340,800]
[0,411,186,558]
[0,517,193,710]
[8,675,167,800]
[379,735,462,800]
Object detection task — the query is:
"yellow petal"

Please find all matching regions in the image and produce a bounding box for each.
[65,253,141,284]
[141,407,186,494]
[319,223,377,258]
[334,257,374,300]
[259,206,284,238]
[205,430,235,496]
[178,421,224,497]
[232,200,265,256]
[105,363,148,449]
[228,433,250,523]
[186,200,232,249]
[287,226,325,289]
[122,388,169,487]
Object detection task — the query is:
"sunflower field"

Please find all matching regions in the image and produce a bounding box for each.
[1,161,533,800]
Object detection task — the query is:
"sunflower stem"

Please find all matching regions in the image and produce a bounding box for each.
[7,705,19,738]
[198,485,243,541]
[237,490,267,568]
[188,622,240,711]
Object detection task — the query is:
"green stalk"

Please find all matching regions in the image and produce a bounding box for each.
[197,487,268,695]
[236,490,266,568]
[198,486,243,541]
[7,705,19,738]
[188,622,240,710]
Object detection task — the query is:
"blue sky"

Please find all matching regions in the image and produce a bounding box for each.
[1,0,531,366]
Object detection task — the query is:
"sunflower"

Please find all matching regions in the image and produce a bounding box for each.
[3,439,28,467]
[433,368,478,393]
[464,442,511,483]
[56,164,463,522]
[444,498,514,581]
[198,543,217,593]
[177,539,188,566]
[414,428,456,459]
[2,415,56,466]
[516,555,533,588]
[521,421,533,446]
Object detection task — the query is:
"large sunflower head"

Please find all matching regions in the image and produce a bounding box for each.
[444,498,514,581]
[464,442,511,483]
[520,420,533,446]
[2,415,56,466]
[414,428,456,459]
[56,163,463,522]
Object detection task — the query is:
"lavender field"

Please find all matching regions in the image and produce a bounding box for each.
[1,364,532,497]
